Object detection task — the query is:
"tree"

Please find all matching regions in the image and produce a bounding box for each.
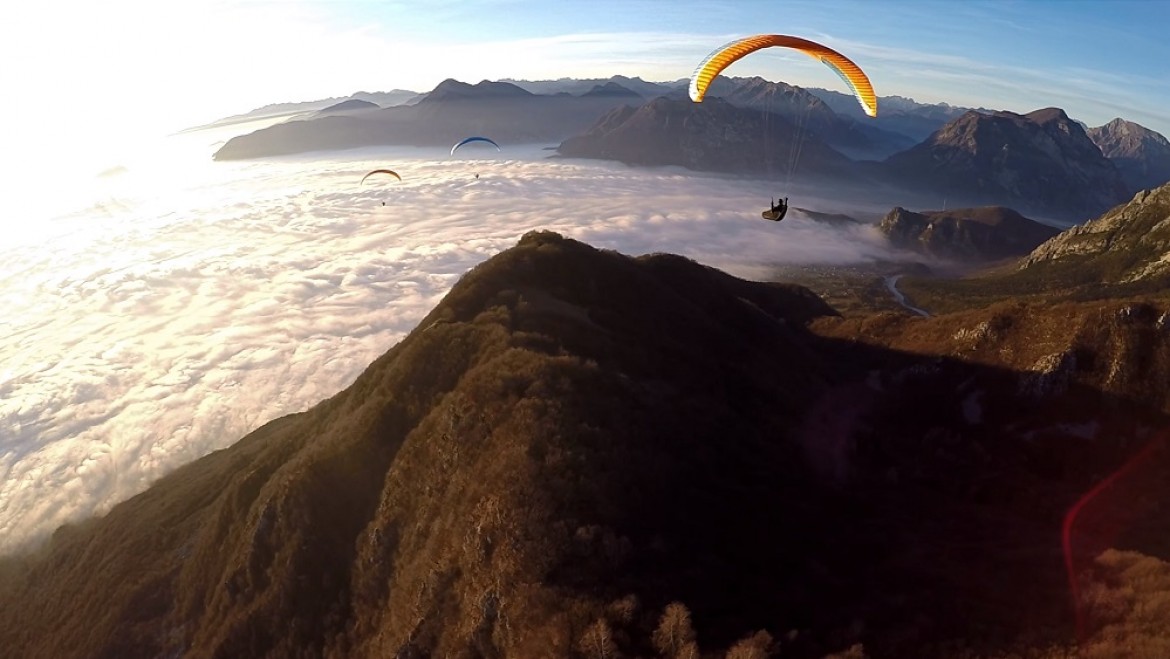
[677,641,700,659]
[652,602,696,658]
[579,618,619,659]
[725,630,774,659]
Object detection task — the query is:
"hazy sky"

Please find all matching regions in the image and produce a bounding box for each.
[2,0,1167,180]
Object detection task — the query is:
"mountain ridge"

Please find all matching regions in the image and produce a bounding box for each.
[1087,117,1170,194]
[1022,180,1170,283]
[212,79,643,159]
[557,95,856,177]
[3,231,1170,658]
[881,108,1130,221]
[878,205,1061,261]
[700,76,915,160]
[206,77,1170,223]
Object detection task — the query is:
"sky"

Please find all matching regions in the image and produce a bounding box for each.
[2,0,1168,185]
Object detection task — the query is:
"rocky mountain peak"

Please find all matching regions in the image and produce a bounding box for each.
[883,108,1129,221]
[1087,119,1170,193]
[1024,107,1071,125]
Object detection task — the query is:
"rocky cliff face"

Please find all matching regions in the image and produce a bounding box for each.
[1087,118,1170,194]
[557,96,855,177]
[879,206,1061,261]
[883,108,1130,222]
[1022,181,1170,283]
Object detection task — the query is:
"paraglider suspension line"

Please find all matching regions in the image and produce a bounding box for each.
[786,95,811,188]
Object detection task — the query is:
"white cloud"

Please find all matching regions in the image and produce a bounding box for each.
[0,126,911,553]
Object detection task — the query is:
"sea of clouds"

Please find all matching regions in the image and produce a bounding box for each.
[0,123,912,553]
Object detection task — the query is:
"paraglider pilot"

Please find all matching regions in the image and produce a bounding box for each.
[764,196,788,222]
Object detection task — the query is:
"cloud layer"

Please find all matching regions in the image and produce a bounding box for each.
[0,135,908,553]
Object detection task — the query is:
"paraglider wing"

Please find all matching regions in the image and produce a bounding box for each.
[450,136,502,156]
[360,169,402,185]
[689,34,877,117]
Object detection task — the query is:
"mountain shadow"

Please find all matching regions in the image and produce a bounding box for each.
[1,232,1169,659]
[558,96,857,179]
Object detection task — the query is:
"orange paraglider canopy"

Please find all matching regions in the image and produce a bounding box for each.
[689,34,877,117]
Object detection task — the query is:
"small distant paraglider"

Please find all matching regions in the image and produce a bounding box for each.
[361,169,401,205]
[450,137,501,179]
[361,169,402,185]
[450,136,501,156]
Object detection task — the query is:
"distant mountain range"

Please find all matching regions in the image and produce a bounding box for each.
[194,89,421,130]
[501,77,981,145]
[208,74,975,162]
[508,75,916,159]
[879,108,1131,221]
[557,96,855,177]
[208,75,1170,223]
[696,76,916,160]
[559,91,1161,221]
[808,88,991,143]
[313,98,381,116]
[212,79,644,159]
[501,74,677,98]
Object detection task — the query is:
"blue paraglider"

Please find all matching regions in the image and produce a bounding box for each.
[450,136,501,180]
[450,136,501,156]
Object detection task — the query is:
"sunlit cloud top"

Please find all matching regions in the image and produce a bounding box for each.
[0,134,912,552]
